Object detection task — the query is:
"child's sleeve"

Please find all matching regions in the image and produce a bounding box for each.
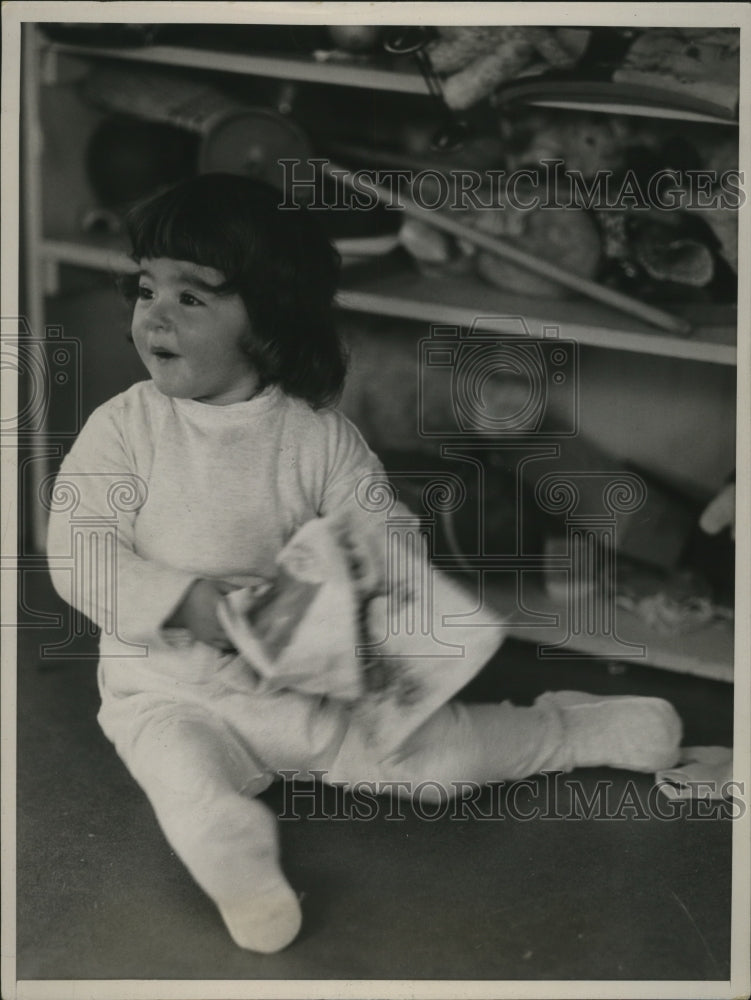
[318,412,419,597]
[318,411,388,518]
[46,401,199,646]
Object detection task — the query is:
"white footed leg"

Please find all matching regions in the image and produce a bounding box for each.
[327,689,683,793]
[328,699,569,788]
[117,706,302,953]
[205,795,302,954]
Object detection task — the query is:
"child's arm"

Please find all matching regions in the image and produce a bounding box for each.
[164,578,238,651]
[46,401,202,647]
[317,411,420,597]
[317,412,387,516]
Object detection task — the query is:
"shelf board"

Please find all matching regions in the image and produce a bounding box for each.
[338,266,737,365]
[42,237,135,274]
[484,577,733,683]
[494,80,738,126]
[41,237,737,365]
[46,41,427,94]
[518,98,736,126]
[46,40,740,124]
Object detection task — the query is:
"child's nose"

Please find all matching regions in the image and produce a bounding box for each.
[146,298,175,331]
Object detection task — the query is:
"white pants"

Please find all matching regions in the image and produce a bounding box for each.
[97,644,568,908]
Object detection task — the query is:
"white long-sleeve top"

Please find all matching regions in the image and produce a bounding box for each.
[46,380,384,659]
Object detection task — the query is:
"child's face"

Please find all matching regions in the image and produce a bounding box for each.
[131,258,259,405]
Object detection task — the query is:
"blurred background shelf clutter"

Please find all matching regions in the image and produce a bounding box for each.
[33,23,740,339]
[22,21,738,680]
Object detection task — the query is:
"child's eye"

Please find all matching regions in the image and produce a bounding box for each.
[180,292,204,307]
[137,285,153,300]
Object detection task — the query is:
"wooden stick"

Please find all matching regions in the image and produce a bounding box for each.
[323,160,691,336]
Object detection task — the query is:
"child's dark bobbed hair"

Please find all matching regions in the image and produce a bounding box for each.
[126,173,346,408]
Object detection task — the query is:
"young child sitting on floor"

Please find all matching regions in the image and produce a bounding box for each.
[47,173,682,954]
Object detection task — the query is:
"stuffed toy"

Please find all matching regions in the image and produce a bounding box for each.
[501,109,639,178]
[613,28,740,115]
[426,26,591,110]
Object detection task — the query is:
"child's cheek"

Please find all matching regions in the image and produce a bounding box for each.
[130,319,150,362]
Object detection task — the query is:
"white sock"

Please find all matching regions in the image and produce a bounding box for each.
[536,690,683,772]
[186,797,303,953]
[217,872,302,954]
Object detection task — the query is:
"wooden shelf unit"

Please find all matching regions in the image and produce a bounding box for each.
[24,26,739,679]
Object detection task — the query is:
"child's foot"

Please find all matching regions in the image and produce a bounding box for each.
[217,876,302,954]
[211,804,302,953]
[536,690,683,773]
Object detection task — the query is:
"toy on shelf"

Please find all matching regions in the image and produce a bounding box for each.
[325,160,688,334]
[466,191,603,299]
[326,26,383,53]
[425,26,592,111]
[81,63,311,195]
[613,29,740,117]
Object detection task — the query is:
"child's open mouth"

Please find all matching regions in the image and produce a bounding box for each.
[152,349,179,361]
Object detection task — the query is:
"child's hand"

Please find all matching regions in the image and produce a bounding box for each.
[165,579,238,651]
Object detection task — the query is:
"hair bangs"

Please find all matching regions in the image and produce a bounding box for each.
[126,182,248,291]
